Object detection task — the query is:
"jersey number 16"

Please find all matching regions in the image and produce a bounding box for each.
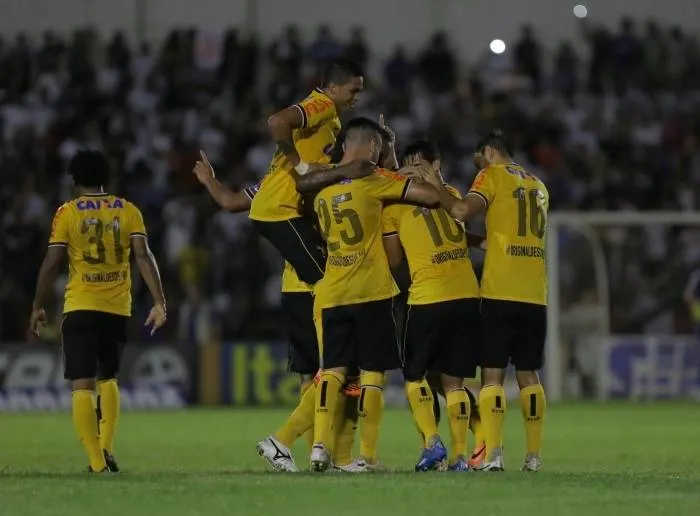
[512,187,546,239]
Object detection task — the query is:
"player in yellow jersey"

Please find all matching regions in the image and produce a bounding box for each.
[424,130,549,472]
[382,140,482,471]
[250,58,364,287]
[295,117,440,472]
[29,151,167,473]
[193,151,372,471]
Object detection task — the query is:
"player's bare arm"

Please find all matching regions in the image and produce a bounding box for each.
[29,246,66,336]
[268,106,305,170]
[131,235,167,334]
[382,233,404,269]
[422,169,484,222]
[378,114,399,170]
[403,180,440,208]
[295,160,377,193]
[193,151,251,213]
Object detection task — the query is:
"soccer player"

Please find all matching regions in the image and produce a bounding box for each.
[295,117,440,472]
[249,57,364,287]
[423,130,549,472]
[383,140,482,471]
[192,152,373,472]
[29,150,167,473]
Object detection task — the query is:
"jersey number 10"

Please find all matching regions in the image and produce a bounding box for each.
[512,188,546,239]
[81,217,124,264]
[413,207,463,247]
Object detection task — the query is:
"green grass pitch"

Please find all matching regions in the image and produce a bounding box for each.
[1,403,699,516]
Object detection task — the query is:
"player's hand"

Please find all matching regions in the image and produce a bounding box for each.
[421,166,444,189]
[401,164,432,182]
[29,308,47,337]
[344,160,377,179]
[145,304,167,336]
[378,113,396,146]
[193,151,215,183]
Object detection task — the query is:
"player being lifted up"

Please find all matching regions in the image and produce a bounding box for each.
[423,131,549,472]
[383,140,482,471]
[192,151,373,472]
[250,57,364,287]
[295,117,440,472]
[30,151,167,473]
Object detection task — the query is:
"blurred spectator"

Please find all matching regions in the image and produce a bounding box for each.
[308,25,343,67]
[417,32,456,94]
[514,25,542,92]
[3,20,700,345]
[344,27,369,71]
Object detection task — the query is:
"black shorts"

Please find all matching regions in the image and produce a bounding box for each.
[480,299,547,371]
[252,217,326,285]
[281,292,319,375]
[321,298,400,372]
[61,310,128,381]
[402,299,479,382]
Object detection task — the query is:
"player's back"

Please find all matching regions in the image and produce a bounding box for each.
[50,194,146,316]
[250,89,341,222]
[313,169,411,308]
[469,162,549,305]
[383,185,480,305]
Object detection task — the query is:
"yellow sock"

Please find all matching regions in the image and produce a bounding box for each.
[274,381,316,448]
[297,381,315,450]
[445,388,470,463]
[478,385,506,459]
[97,379,120,454]
[72,390,106,471]
[405,380,439,446]
[333,394,358,466]
[520,384,546,455]
[313,371,344,448]
[358,371,384,463]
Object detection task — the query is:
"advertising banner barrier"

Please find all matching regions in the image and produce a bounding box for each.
[0,342,195,412]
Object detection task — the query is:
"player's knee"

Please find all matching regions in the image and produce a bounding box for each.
[440,374,462,392]
[359,370,384,389]
[401,368,425,384]
[481,367,506,386]
[515,369,540,388]
[72,378,96,391]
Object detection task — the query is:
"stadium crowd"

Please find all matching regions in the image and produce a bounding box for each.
[2,18,700,345]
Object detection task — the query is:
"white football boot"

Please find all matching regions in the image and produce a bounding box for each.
[310,444,332,472]
[256,436,299,472]
[521,453,542,472]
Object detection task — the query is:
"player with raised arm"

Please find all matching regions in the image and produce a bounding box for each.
[295,117,440,472]
[423,131,549,472]
[29,150,167,473]
[192,151,373,472]
[382,140,483,471]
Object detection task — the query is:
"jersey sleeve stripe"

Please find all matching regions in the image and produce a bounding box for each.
[400,179,413,200]
[383,231,398,238]
[293,104,308,129]
[243,188,256,200]
[130,232,147,238]
[48,242,67,247]
[467,190,489,207]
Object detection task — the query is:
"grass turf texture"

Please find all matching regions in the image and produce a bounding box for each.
[0,403,699,516]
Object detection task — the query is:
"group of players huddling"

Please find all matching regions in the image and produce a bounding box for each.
[30,58,549,474]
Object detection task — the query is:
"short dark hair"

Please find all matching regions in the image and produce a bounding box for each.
[321,58,364,87]
[68,150,110,188]
[403,140,441,163]
[344,117,386,148]
[475,130,513,157]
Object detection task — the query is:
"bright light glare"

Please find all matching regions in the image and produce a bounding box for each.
[573,5,588,18]
[489,39,506,54]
